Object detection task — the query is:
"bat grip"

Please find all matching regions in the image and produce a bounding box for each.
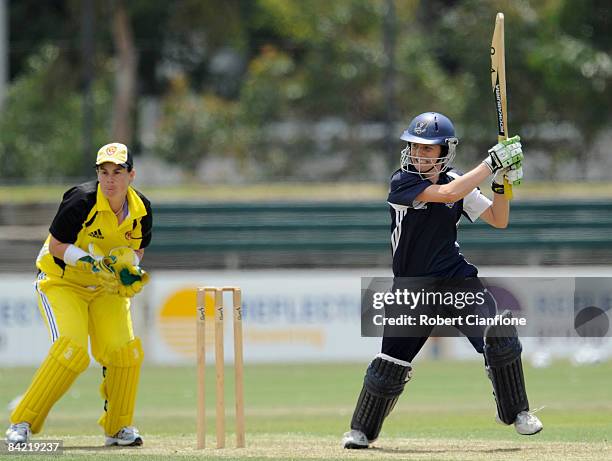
[504,178,513,200]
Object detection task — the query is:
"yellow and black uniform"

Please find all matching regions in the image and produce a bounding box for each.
[10,180,152,437]
[37,180,152,288]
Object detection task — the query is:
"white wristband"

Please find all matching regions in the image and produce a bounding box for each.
[482,158,495,173]
[63,244,89,266]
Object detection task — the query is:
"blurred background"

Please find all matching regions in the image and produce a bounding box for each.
[0,3,611,453]
[2,0,612,184]
[1,0,611,271]
[1,0,611,367]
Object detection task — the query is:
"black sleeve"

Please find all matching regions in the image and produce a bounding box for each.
[138,194,153,249]
[49,182,97,243]
[387,170,431,206]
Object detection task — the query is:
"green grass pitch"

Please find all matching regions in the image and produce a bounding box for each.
[1,360,611,460]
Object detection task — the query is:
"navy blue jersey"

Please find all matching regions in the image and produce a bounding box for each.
[387,168,491,277]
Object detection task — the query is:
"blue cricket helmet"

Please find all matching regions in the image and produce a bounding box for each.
[400,112,459,176]
[400,112,456,144]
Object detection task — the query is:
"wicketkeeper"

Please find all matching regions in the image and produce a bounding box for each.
[343,112,542,449]
[5,143,152,447]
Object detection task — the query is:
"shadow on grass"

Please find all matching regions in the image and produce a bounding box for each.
[64,445,143,451]
[374,447,522,455]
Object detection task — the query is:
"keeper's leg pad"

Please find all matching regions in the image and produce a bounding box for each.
[484,310,529,425]
[350,354,411,442]
[98,338,144,436]
[11,337,90,433]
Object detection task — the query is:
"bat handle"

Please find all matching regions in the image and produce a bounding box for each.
[504,178,513,200]
[498,135,514,201]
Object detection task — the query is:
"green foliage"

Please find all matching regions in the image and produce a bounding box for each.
[255,0,390,118]
[154,77,260,172]
[4,0,612,180]
[0,45,112,180]
[240,46,298,122]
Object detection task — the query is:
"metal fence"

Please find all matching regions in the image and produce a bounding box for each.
[2,201,612,272]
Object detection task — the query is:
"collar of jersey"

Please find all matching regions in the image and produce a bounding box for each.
[96,184,147,219]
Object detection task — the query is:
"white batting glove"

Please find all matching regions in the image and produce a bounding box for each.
[493,162,523,184]
[506,163,523,185]
[483,135,523,173]
[492,162,523,194]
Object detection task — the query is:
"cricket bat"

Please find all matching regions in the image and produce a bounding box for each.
[490,12,513,200]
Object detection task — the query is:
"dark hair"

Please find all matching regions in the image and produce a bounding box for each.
[95,164,132,172]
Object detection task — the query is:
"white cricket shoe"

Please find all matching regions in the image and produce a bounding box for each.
[105,426,143,447]
[496,410,543,435]
[5,422,31,444]
[514,410,543,435]
[342,429,370,449]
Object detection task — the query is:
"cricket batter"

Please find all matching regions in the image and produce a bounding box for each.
[343,112,542,448]
[5,143,152,447]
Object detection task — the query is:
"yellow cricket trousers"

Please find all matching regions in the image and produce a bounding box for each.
[10,272,143,436]
[34,272,135,360]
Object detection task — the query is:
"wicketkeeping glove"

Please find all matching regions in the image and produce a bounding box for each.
[483,135,523,173]
[107,247,150,298]
[115,265,150,297]
[74,253,118,293]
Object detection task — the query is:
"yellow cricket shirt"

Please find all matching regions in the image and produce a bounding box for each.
[37,180,153,286]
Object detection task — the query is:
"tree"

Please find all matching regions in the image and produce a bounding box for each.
[0,45,112,179]
[110,0,137,145]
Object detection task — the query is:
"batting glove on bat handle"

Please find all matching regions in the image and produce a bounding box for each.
[506,164,523,185]
[483,135,523,173]
[491,162,523,194]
